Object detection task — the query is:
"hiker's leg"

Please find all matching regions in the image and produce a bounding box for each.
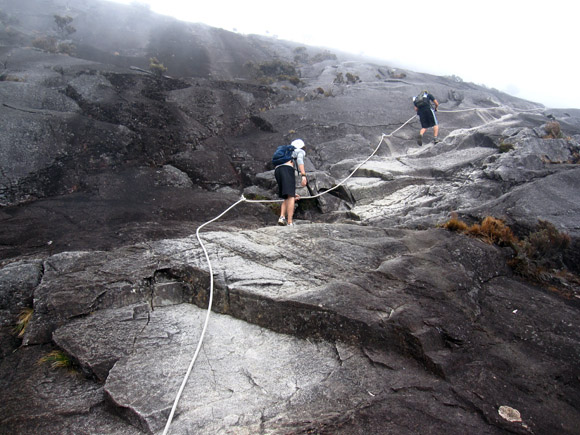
[286,196,296,224]
[433,125,439,138]
[280,198,288,219]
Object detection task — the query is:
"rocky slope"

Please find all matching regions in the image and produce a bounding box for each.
[0,1,579,434]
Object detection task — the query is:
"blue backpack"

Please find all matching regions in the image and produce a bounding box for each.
[272,145,295,167]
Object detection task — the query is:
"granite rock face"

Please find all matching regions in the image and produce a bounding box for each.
[1,0,579,434]
[2,226,579,434]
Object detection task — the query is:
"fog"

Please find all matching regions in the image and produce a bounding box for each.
[109,0,579,109]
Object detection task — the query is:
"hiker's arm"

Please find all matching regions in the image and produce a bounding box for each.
[433,99,439,110]
[294,149,307,187]
[298,163,307,187]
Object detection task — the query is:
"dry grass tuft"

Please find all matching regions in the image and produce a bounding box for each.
[469,216,517,247]
[442,218,468,232]
[442,215,577,297]
[14,307,33,338]
[38,350,74,370]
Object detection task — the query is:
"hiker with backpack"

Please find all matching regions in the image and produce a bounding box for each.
[413,90,440,146]
[272,139,308,227]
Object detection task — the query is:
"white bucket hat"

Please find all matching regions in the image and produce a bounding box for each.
[291,139,305,149]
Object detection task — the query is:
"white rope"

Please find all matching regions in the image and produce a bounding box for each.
[161,101,543,433]
[439,105,544,114]
[245,114,418,203]
[160,116,416,433]
[162,198,245,435]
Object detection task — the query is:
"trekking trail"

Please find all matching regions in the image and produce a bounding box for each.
[161,103,544,434]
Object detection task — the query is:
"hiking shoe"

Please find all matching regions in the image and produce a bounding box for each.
[434,138,440,144]
[277,216,287,226]
[417,135,423,146]
[287,222,295,227]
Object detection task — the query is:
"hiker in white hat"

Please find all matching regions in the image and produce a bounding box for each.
[273,139,307,227]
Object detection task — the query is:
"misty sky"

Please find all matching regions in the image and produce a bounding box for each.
[110,0,578,109]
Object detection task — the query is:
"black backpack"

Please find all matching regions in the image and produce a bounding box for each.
[414,91,430,108]
[272,145,295,167]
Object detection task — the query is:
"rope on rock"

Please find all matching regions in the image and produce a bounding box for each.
[162,198,245,435]
[161,102,544,433]
[439,105,545,114]
[161,114,416,434]
[246,115,416,203]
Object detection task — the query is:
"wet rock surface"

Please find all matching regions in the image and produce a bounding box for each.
[1,1,579,434]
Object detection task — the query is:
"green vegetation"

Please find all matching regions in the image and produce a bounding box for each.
[32,36,76,55]
[278,74,301,86]
[246,60,301,85]
[31,14,76,55]
[334,72,361,85]
[512,220,570,271]
[293,46,308,64]
[149,57,167,77]
[54,14,76,38]
[38,350,74,370]
[345,72,360,84]
[310,50,337,63]
[498,142,514,153]
[0,74,24,82]
[14,307,33,338]
[32,36,58,52]
[292,47,336,65]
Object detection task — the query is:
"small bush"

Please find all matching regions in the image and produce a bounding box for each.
[442,216,577,294]
[521,220,570,269]
[257,59,296,78]
[0,75,24,82]
[293,46,308,64]
[54,14,76,37]
[470,216,517,247]
[279,74,301,86]
[310,50,337,63]
[543,121,562,139]
[247,60,301,85]
[345,72,360,84]
[32,36,58,53]
[498,142,514,153]
[443,216,515,247]
[442,218,468,232]
[149,57,167,77]
[388,69,406,79]
[57,41,76,55]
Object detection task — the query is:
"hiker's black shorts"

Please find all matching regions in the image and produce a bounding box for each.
[274,165,296,199]
[418,107,438,129]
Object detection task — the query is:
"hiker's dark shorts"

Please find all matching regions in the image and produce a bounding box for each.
[274,165,296,199]
[418,107,438,129]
